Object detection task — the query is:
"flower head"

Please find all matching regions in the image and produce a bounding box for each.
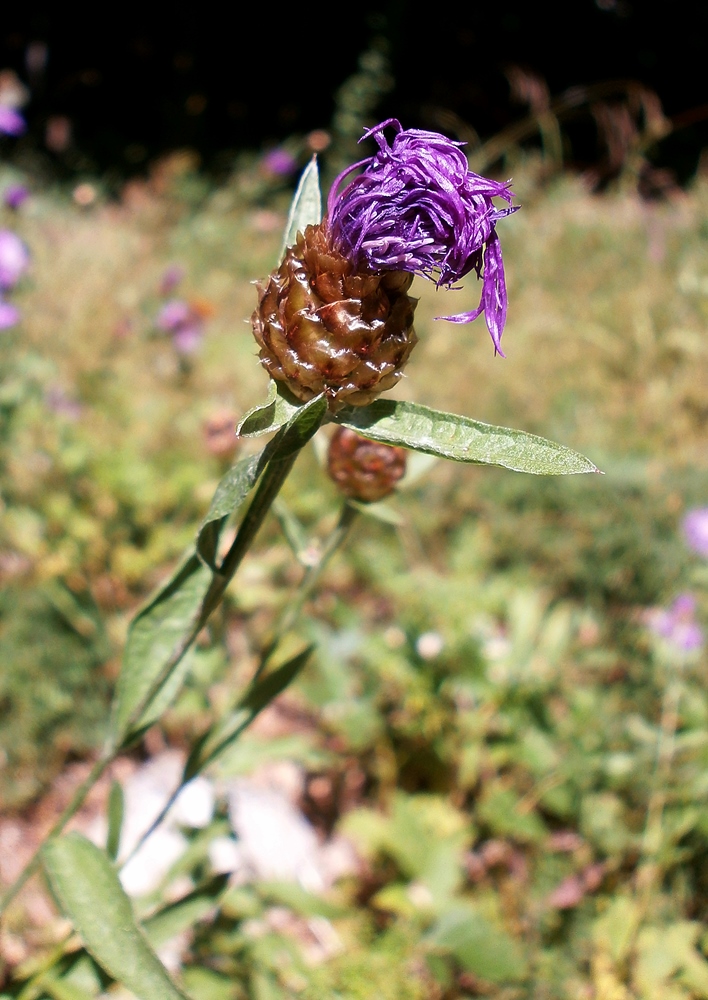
[0,105,26,137]
[0,230,30,289]
[647,593,704,654]
[683,508,708,558]
[328,119,517,355]
[0,297,20,329]
[3,183,30,210]
[156,299,205,356]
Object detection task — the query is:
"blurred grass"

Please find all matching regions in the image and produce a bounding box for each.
[2,153,708,997]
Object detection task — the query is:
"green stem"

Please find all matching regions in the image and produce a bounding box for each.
[0,450,303,921]
[120,501,358,870]
[0,750,113,919]
[636,661,683,914]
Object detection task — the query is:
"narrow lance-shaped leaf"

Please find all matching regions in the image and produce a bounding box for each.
[279,156,322,261]
[106,781,124,861]
[196,451,267,569]
[43,833,192,1000]
[335,400,600,476]
[111,552,212,742]
[183,646,313,780]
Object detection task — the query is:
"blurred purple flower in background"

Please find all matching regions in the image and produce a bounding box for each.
[45,385,82,420]
[328,118,518,355]
[262,147,298,178]
[0,105,26,137]
[3,183,30,210]
[647,594,704,653]
[156,299,205,356]
[0,297,20,329]
[159,264,185,296]
[683,508,708,558]
[0,230,30,289]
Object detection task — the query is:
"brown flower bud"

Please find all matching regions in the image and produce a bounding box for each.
[252,223,418,409]
[327,427,406,503]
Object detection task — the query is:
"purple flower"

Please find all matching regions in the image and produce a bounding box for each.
[647,594,704,653]
[262,147,298,178]
[3,183,30,210]
[683,508,708,558]
[159,264,185,296]
[0,105,26,137]
[0,297,20,329]
[155,299,204,356]
[0,230,30,289]
[45,385,82,420]
[327,119,518,355]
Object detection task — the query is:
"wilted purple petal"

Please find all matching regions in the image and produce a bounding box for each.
[327,119,517,353]
[0,299,20,329]
[3,184,30,210]
[683,508,708,558]
[0,106,26,137]
[0,230,30,289]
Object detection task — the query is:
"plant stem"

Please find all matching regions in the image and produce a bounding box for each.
[636,659,683,915]
[0,450,302,921]
[119,501,358,870]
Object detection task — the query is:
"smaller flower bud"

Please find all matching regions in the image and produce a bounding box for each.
[327,426,406,503]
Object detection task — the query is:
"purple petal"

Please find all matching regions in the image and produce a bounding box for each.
[327,119,517,354]
[0,106,26,137]
[683,508,708,558]
[156,299,191,331]
[0,230,30,290]
[0,300,20,329]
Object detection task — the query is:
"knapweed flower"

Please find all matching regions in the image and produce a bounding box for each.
[0,105,26,137]
[3,183,30,210]
[0,230,30,289]
[327,426,407,502]
[252,120,517,409]
[156,299,205,356]
[0,296,20,329]
[328,119,517,355]
[683,508,708,558]
[646,594,704,654]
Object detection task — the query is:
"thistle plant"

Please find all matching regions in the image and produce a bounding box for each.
[0,121,600,1000]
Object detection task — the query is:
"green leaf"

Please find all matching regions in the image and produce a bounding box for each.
[196,452,266,569]
[106,780,124,861]
[143,876,228,947]
[184,647,313,779]
[426,904,527,983]
[279,156,322,260]
[237,381,303,439]
[334,400,600,475]
[111,552,212,742]
[267,392,327,458]
[42,834,192,1000]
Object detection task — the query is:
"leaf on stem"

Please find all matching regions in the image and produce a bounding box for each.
[334,400,601,475]
[106,781,124,862]
[42,833,192,1000]
[279,156,322,261]
[196,452,266,569]
[183,647,313,780]
[112,553,212,742]
[237,380,303,439]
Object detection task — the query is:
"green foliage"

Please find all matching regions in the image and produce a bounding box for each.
[43,833,191,1000]
[335,398,599,474]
